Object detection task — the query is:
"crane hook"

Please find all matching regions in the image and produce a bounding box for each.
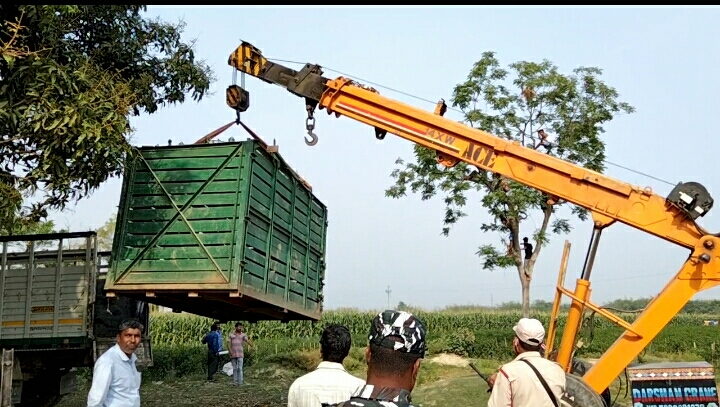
[305,113,318,146]
[305,131,318,146]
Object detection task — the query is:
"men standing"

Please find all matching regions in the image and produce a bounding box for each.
[227,322,253,386]
[488,318,566,407]
[87,320,144,407]
[287,324,364,407]
[201,323,223,382]
[330,310,427,407]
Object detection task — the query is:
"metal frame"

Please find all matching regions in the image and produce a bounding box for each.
[0,231,98,345]
[0,348,12,406]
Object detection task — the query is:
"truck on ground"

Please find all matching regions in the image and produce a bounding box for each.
[0,231,152,407]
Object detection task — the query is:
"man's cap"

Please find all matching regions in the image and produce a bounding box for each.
[513,318,545,345]
[368,310,427,357]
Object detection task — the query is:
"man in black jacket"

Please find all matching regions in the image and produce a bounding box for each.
[201,323,223,382]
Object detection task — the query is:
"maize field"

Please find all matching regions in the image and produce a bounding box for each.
[149,309,720,351]
[137,309,720,381]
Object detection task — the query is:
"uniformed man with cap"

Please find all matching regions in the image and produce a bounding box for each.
[487,317,566,407]
[327,310,427,407]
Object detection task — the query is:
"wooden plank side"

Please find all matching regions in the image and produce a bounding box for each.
[238,143,329,311]
[109,143,246,290]
[131,168,242,184]
[124,232,234,248]
[124,218,236,235]
[108,140,327,320]
[139,144,240,159]
[140,156,241,171]
[130,180,240,196]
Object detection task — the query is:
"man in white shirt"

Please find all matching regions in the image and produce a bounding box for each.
[87,319,144,407]
[287,324,365,407]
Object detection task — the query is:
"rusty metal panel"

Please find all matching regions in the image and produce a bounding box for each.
[105,140,327,321]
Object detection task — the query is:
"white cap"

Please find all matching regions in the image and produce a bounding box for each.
[513,318,545,345]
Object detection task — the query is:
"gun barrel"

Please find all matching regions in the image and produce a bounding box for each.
[469,363,488,380]
[469,363,493,393]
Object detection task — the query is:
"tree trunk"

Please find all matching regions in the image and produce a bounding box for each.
[520,271,531,317]
[518,258,533,317]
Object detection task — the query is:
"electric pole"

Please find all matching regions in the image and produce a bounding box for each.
[385,285,392,309]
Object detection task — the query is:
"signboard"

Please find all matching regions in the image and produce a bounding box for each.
[628,361,719,407]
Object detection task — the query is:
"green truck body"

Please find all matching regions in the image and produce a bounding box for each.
[104,140,328,322]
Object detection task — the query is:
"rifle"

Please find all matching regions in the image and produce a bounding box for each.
[469,363,493,393]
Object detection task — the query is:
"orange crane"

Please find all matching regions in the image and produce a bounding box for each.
[224,41,718,407]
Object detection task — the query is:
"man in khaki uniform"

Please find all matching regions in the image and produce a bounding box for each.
[487,318,566,407]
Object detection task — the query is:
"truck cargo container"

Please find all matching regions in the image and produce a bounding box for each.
[0,231,151,407]
[104,139,328,322]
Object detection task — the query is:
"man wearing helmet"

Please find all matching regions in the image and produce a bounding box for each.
[328,310,427,407]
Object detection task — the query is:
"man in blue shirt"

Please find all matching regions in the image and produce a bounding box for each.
[201,323,224,382]
[87,319,144,407]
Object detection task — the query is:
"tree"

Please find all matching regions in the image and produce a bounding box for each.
[0,215,57,251]
[0,6,214,226]
[386,52,634,317]
[96,213,117,251]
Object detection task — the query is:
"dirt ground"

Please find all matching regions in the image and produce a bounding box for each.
[57,354,634,407]
[58,366,296,407]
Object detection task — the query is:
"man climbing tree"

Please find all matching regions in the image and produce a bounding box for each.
[0,6,214,227]
[522,237,533,279]
[386,51,634,317]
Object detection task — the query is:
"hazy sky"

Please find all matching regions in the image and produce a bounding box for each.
[49,6,720,311]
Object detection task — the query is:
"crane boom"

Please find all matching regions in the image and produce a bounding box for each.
[226,41,720,402]
[227,42,711,249]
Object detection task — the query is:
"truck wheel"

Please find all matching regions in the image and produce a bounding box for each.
[545,352,611,407]
[18,395,64,407]
[17,377,64,407]
[562,373,606,407]
[569,359,612,407]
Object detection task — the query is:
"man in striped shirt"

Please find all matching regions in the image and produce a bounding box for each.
[228,322,253,385]
[287,324,365,407]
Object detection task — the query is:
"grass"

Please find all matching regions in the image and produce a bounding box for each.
[58,349,708,407]
[57,352,498,407]
[55,309,720,406]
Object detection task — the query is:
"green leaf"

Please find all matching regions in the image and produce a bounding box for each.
[385,48,635,311]
[0,5,215,228]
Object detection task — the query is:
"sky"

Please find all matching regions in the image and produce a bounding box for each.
[48,6,720,311]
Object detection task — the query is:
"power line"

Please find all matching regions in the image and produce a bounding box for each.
[266,57,675,187]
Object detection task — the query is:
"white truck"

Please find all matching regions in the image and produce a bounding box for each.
[0,231,152,407]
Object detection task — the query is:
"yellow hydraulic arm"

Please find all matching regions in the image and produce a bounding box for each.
[225,41,719,397]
